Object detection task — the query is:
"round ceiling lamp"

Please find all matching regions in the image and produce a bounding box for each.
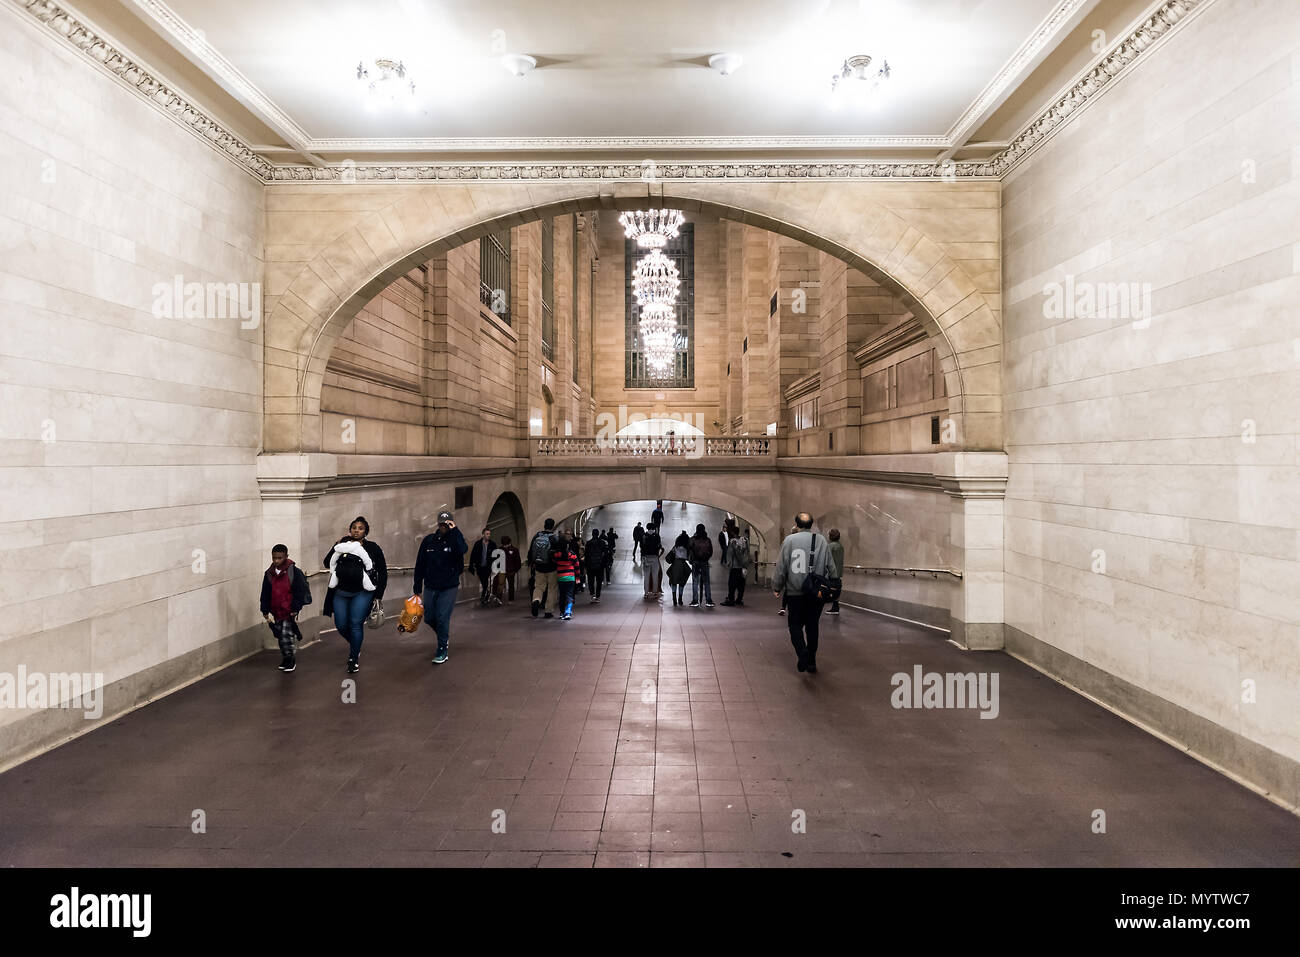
[708,52,743,76]
[501,53,537,77]
[619,208,685,250]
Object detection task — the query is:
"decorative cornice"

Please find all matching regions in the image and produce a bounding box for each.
[301,134,954,153]
[993,0,1210,176]
[784,372,821,404]
[10,0,1214,185]
[854,315,927,367]
[945,0,1092,146]
[8,0,273,181]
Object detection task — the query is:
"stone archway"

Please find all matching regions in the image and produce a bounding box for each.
[263,182,1001,454]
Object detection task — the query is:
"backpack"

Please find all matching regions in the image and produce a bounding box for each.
[642,531,661,556]
[691,537,713,564]
[296,566,314,606]
[585,537,606,566]
[529,531,554,565]
[730,538,750,571]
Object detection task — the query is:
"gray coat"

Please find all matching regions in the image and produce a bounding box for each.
[771,529,832,597]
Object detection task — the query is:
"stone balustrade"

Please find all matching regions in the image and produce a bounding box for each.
[531,435,774,458]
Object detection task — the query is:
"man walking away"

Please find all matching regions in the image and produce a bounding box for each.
[827,528,844,615]
[772,512,832,674]
[641,523,664,598]
[605,529,617,583]
[469,527,497,605]
[414,511,468,665]
[261,545,311,672]
[651,501,665,529]
[632,522,644,561]
[584,528,607,603]
[722,527,751,607]
[688,523,714,608]
[527,518,559,619]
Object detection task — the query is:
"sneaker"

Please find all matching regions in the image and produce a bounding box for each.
[797,655,807,673]
[778,608,786,616]
[806,660,817,674]
[561,613,571,620]
[282,656,296,673]
[531,600,540,618]
[347,658,359,674]
[689,601,700,608]
[277,655,290,671]
[544,612,554,619]
[736,600,744,607]
[432,650,448,664]
[705,601,715,608]
[827,609,840,616]
[721,600,735,607]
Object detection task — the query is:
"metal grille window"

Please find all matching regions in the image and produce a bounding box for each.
[541,217,555,363]
[625,223,694,388]
[479,229,511,325]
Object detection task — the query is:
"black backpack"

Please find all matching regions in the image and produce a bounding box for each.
[334,549,366,592]
[691,537,713,564]
[642,531,661,556]
[529,531,555,565]
[585,537,606,565]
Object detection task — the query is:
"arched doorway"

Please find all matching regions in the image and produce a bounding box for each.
[486,491,526,551]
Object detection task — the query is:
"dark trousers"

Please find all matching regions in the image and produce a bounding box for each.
[632,540,641,559]
[727,568,746,603]
[425,585,459,654]
[477,566,492,601]
[269,618,302,656]
[586,566,602,599]
[604,560,612,583]
[505,572,517,601]
[785,594,825,663]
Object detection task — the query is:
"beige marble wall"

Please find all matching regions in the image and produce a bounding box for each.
[1002,0,1300,769]
[0,14,265,754]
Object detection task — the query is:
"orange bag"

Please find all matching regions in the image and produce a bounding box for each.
[396,594,424,633]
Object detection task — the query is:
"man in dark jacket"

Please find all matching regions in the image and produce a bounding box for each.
[688,523,715,608]
[641,523,664,598]
[604,529,617,583]
[632,522,644,561]
[584,529,607,603]
[469,527,498,605]
[527,518,559,619]
[261,545,311,673]
[650,501,665,529]
[414,511,468,665]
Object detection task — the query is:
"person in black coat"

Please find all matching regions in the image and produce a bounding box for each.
[468,527,498,605]
[604,529,617,583]
[322,516,386,673]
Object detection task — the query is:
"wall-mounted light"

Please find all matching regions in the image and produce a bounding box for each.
[501,53,537,77]
[708,52,743,76]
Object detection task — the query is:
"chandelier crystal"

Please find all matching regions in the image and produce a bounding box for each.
[619,208,685,249]
[632,250,681,306]
[830,54,890,108]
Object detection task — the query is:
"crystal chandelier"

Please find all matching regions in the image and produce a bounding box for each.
[632,250,681,306]
[619,208,685,250]
[357,58,415,101]
[830,54,890,108]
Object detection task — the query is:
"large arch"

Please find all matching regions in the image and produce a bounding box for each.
[263,183,1001,454]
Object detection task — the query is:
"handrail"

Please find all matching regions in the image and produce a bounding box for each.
[755,561,961,581]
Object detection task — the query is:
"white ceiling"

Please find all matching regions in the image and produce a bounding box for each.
[124,0,1093,150]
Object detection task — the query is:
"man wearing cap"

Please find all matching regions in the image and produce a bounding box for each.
[414,511,468,665]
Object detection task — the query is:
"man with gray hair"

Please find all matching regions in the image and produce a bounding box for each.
[771,512,832,673]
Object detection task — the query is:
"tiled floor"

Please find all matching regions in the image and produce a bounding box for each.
[1,501,1297,867]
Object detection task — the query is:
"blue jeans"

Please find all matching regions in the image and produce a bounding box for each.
[558,580,575,617]
[332,590,373,659]
[691,566,712,604]
[426,586,459,654]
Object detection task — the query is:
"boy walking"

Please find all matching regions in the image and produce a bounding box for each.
[260,544,311,672]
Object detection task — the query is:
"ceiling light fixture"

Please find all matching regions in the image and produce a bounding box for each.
[619,208,685,249]
[501,53,537,77]
[830,54,890,109]
[708,52,743,77]
[357,58,415,101]
[632,250,681,306]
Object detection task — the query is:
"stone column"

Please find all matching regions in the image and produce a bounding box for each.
[936,451,1008,650]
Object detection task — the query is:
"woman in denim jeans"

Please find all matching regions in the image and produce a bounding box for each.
[323,516,387,674]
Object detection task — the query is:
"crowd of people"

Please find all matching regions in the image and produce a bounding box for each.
[259,501,846,678]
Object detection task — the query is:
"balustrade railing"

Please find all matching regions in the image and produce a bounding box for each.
[531,435,773,457]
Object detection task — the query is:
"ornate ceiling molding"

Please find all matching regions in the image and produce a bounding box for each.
[944,0,1094,147]
[993,0,1211,177]
[293,134,953,153]
[9,0,1216,185]
[8,0,274,181]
